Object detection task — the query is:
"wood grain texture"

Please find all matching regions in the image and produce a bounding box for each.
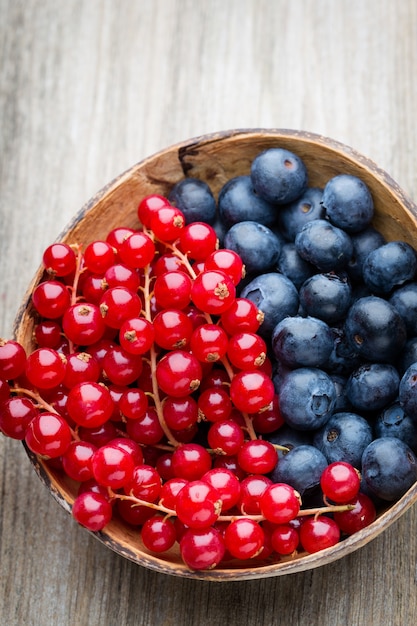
[1,1,417,624]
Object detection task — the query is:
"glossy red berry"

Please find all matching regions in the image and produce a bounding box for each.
[271,524,299,555]
[138,194,171,227]
[119,387,148,421]
[43,243,77,277]
[207,419,244,455]
[153,270,193,310]
[66,381,115,428]
[204,248,244,285]
[238,475,272,515]
[32,280,71,319]
[150,205,185,242]
[25,412,72,458]
[0,396,39,439]
[227,332,267,370]
[153,309,193,350]
[34,320,62,349]
[320,461,361,503]
[99,287,142,329]
[175,480,222,529]
[162,395,198,431]
[124,464,162,502]
[91,443,135,489]
[118,231,155,269]
[104,263,141,292]
[171,443,212,480]
[0,339,27,380]
[62,303,106,346]
[63,352,101,388]
[191,270,236,315]
[84,240,116,274]
[141,514,177,553]
[72,492,113,531]
[156,350,202,397]
[260,483,301,524]
[201,467,241,511]
[178,222,218,261]
[197,386,232,423]
[25,347,66,390]
[125,406,165,446]
[190,324,228,363]
[220,297,264,335]
[299,516,341,554]
[230,370,275,413]
[62,440,97,482]
[180,527,225,570]
[237,439,278,475]
[224,518,265,560]
[333,493,377,534]
[102,345,143,386]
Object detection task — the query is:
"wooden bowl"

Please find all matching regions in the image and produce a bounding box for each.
[13,129,417,580]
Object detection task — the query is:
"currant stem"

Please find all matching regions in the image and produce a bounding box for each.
[142,263,181,448]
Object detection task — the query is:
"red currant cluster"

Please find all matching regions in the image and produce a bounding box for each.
[0,194,375,571]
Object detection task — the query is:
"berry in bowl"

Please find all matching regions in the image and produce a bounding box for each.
[1,129,417,580]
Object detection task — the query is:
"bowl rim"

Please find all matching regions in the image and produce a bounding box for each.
[13,127,417,581]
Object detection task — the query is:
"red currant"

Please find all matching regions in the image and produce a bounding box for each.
[178,222,218,261]
[25,348,66,390]
[190,324,228,363]
[141,514,176,553]
[66,381,115,428]
[224,519,265,560]
[260,483,301,524]
[32,280,71,319]
[175,480,222,529]
[91,443,135,489]
[230,369,274,413]
[180,527,225,570]
[150,205,185,242]
[320,461,361,503]
[72,492,113,531]
[204,249,244,285]
[156,350,202,397]
[299,516,341,554]
[62,303,106,346]
[25,412,72,458]
[191,270,236,315]
[0,339,27,380]
[333,493,377,534]
[43,243,77,277]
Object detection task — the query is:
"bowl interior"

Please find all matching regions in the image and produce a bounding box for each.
[14,129,417,580]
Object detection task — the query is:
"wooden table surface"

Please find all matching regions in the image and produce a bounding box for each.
[1,1,417,624]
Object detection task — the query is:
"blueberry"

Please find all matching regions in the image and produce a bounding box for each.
[168,177,217,224]
[299,272,352,325]
[362,241,417,295]
[361,437,417,501]
[223,221,282,275]
[250,147,308,205]
[266,424,313,461]
[398,337,417,375]
[277,187,325,241]
[295,219,353,272]
[277,243,315,289]
[270,444,328,496]
[218,175,278,227]
[313,411,373,468]
[399,362,417,422]
[271,315,333,368]
[321,173,374,233]
[389,282,417,336]
[278,367,336,430]
[345,363,400,412]
[344,295,407,363]
[375,402,417,453]
[240,272,299,338]
[330,375,353,412]
[323,326,363,376]
[347,226,386,283]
